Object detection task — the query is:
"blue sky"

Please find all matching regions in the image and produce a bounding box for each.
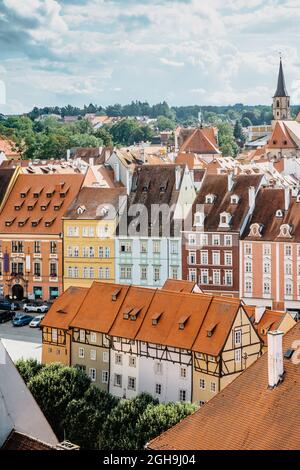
[0,0,300,113]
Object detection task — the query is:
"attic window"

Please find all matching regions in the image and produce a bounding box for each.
[123,307,133,320]
[178,315,190,330]
[77,205,86,215]
[45,218,56,227]
[33,189,42,198]
[54,201,63,211]
[31,219,41,227]
[46,189,55,198]
[205,194,215,204]
[15,201,24,211]
[112,287,122,301]
[219,211,231,228]
[5,218,15,227]
[284,348,295,359]
[249,223,263,237]
[160,182,168,193]
[276,209,284,218]
[142,181,150,192]
[206,323,217,337]
[194,211,205,227]
[152,312,163,325]
[279,223,292,238]
[20,187,30,198]
[40,201,50,211]
[18,218,29,227]
[230,194,239,204]
[129,307,142,321]
[28,201,37,211]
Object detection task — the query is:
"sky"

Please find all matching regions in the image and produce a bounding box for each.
[0,0,300,114]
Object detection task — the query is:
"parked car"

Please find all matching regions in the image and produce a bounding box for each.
[12,314,33,327]
[23,303,49,314]
[0,310,14,323]
[29,314,45,328]
[0,300,19,311]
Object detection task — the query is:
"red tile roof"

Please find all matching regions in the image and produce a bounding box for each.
[180,128,220,155]
[41,286,88,329]
[2,431,54,450]
[148,321,300,450]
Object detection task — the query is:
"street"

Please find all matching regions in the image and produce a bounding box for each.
[0,319,42,363]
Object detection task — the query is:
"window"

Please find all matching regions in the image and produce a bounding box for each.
[34,261,41,277]
[154,267,160,282]
[89,267,94,279]
[245,261,252,273]
[128,377,136,391]
[90,349,96,361]
[244,243,252,255]
[12,241,23,253]
[34,241,41,254]
[102,371,109,384]
[212,235,220,246]
[245,279,252,293]
[189,269,196,282]
[73,246,79,257]
[235,348,241,362]
[103,352,109,363]
[103,335,110,347]
[224,252,232,266]
[201,269,209,285]
[49,261,57,277]
[114,374,122,387]
[210,382,216,393]
[285,263,292,275]
[285,245,292,256]
[224,235,232,246]
[213,270,220,285]
[120,241,132,253]
[79,329,85,342]
[180,367,187,379]
[89,368,96,382]
[105,267,110,279]
[264,281,271,294]
[153,240,161,254]
[105,247,110,258]
[154,362,163,375]
[263,244,271,255]
[194,211,205,227]
[90,332,97,343]
[140,240,148,253]
[189,251,196,264]
[200,251,208,264]
[199,378,205,389]
[200,234,208,247]
[50,241,57,254]
[98,246,104,258]
[179,390,187,402]
[155,383,162,395]
[205,194,215,204]
[234,329,241,346]
[52,328,58,342]
[188,234,196,246]
[115,353,122,365]
[285,283,292,296]
[120,265,132,280]
[170,241,178,255]
[212,251,220,265]
[78,347,84,358]
[263,261,271,274]
[171,267,178,280]
[129,356,136,367]
[224,270,233,286]
[140,266,148,281]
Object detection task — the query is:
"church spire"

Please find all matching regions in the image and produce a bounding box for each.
[272,57,291,121]
[274,57,288,97]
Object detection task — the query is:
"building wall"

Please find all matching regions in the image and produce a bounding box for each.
[0,234,62,301]
[41,326,71,365]
[115,237,182,287]
[63,219,116,290]
[109,339,139,399]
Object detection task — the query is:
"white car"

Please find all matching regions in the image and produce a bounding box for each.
[24,303,48,314]
[29,314,45,328]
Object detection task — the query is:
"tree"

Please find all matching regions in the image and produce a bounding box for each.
[15,358,44,384]
[63,386,119,449]
[218,122,239,157]
[94,127,113,147]
[109,119,153,146]
[156,115,176,131]
[241,116,252,127]
[233,120,245,146]
[99,393,158,450]
[135,402,197,449]
[28,363,91,439]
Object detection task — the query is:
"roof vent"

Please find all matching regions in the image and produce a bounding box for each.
[112,287,121,301]
[123,307,133,320]
[178,315,190,330]
[129,307,142,321]
[276,209,284,218]
[206,323,217,337]
[57,308,67,314]
[152,312,163,325]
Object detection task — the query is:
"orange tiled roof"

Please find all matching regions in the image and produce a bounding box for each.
[148,321,300,450]
[180,128,220,155]
[162,279,197,293]
[267,121,297,149]
[0,173,84,234]
[0,137,21,158]
[41,286,89,330]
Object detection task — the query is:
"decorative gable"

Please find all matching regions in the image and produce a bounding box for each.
[279,224,292,238]
[249,223,263,237]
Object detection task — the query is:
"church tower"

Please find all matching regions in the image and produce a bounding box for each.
[272,58,291,121]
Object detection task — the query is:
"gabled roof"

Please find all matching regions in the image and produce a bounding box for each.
[2,431,54,450]
[63,187,126,219]
[191,173,263,232]
[41,287,88,330]
[148,321,300,450]
[162,279,198,293]
[0,174,84,234]
[180,128,220,155]
[0,167,16,208]
[267,121,296,149]
[274,58,289,97]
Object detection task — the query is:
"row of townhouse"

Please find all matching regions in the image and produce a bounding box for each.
[41,280,263,405]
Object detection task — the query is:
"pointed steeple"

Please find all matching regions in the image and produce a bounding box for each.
[274,58,288,97]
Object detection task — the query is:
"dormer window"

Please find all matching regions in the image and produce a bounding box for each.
[194,211,205,227]
[279,224,292,238]
[205,194,215,204]
[219,211,231,228]
[276,209,284,218]
[142,181,150,193]
[54,201,63,211]
[249,223,263,237]
[15,201,24,211]
[178,315,190,330]
[123,307,133,320]
[45,218,55,227]
[230,194,239,204]
[77,205,86,215]
[206,323,217,337]
[297,195,300,203]
[152,312,163,325]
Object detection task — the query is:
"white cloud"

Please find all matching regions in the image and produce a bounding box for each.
[160,58,185,67]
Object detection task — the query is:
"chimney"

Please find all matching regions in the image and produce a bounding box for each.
[284,187,290,211]
[254,306,265,324]
[248,186,255,211]
[267,330,284,389]
[227,172,234,191]
[126,168,133,195]
[175,166,181,191]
